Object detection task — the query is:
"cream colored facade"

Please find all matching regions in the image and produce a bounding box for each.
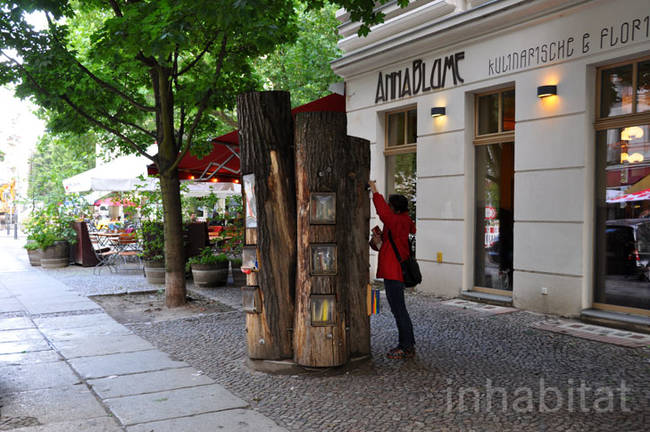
[332,0,650,317]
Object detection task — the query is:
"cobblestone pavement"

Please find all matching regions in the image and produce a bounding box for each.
[125,289,650,432]
[45,265,155,296]
[10,244,650,432]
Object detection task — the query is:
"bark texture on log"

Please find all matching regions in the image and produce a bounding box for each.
[238,91,296,360]
[293,112,370,367]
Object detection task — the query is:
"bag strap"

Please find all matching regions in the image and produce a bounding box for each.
[387,230,404,263]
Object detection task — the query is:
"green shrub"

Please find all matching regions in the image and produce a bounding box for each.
[139,221,164,262]
[186,246,228,271]
[23,203,77,250]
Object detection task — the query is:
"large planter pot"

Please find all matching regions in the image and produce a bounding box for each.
[230,262,246,287]
[41,241,70,269]
[25,241,42,266]
[144,260,165,285]
[192,261,229,288]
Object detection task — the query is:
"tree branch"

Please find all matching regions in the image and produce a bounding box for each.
[165,34,228,175]
[1,50,155,163]
[165,89,212,175]
[214,34,228,77]
[60,95,155,162]
[107,0,123,17]
[96,107,156,138]
[211,109,238,128]
[175,35,217,77]
[45,13,155,113]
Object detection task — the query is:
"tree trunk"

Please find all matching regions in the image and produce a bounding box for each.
[293,112,370,367]
[160,170,186,307]
[155,67,186,308]
[238,91,296,360]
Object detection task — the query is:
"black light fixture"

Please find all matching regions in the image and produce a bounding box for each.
[537,85,557,98]
[431,106,446,117]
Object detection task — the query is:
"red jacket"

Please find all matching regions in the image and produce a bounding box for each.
[373,193,416,282]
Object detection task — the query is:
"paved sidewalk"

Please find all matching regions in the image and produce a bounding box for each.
[0,237,286,432]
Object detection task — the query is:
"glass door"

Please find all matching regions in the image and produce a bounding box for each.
[475,142,514,291]
[473,88,515,294]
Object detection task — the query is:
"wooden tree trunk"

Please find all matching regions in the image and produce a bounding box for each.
[340,136,371,357]
[293,112,370,367]
[160,169,186,308]
[238,91,296,360]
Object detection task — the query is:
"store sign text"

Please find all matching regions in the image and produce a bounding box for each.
[488,15,649,77]
[375,51,465,104]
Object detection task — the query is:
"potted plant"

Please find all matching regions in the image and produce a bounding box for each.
[187,246,229,288]
[140,220,165,284]
[23,204,77,269]
[24,240,42,266]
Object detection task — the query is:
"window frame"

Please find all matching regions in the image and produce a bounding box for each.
[593,57,650,316]
[595,54,650,126]
[384,105,417,156]
[473,87,515,296]
[473,88,515,146]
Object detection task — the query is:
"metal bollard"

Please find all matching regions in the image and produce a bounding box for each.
[14,222,17,239]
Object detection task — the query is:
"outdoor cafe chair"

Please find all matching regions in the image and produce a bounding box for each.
[114,232,142,271]
[89,233,118,275]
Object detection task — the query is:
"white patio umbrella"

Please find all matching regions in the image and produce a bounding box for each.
[62,152,156,193]
[62,151,240,197]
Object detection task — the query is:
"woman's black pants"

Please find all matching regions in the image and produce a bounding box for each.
[384,279,415,349]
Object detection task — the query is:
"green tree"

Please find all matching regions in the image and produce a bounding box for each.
[253,1,341,107]
[1,0,297,307]
[28,131,95,204]
[1,0,402,307]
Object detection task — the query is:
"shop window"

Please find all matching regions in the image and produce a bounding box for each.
[595,57,650,314]
[474,88,515,294]
[386,108,417,147]
[599,59,650,119]
[386,153,417,220]
[476,90,515,136]
[385,107,417,220]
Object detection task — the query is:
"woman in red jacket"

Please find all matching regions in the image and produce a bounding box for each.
[369,181,416,359]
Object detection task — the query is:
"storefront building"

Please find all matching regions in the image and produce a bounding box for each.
[332,0,650,321]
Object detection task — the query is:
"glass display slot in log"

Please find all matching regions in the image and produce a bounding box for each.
[241,246,259,273]
[309,192,336,224]
[310,244,337,275]
[310,295,336,326]
[241,286,261,314]
[243,174,257,229]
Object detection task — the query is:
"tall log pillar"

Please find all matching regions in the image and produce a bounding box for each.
[294,112,371,367]
[238,91,296,360]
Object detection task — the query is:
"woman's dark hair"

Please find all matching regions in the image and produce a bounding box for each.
[388,194,409,213]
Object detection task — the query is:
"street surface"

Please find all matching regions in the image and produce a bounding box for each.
[1,233,649,431]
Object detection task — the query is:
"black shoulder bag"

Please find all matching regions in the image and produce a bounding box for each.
[387,231,422,288]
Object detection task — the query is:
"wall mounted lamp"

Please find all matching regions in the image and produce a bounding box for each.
[431,107,446,117]
[537,85,557,98]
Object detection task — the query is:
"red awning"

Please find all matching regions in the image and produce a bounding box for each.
[147,93,345,182]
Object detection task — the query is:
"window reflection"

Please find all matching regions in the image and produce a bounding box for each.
[596,124,650,310]
[601,65,633,117]
[475,142,514,291]
[387,112,405,146]
[502,90,515,131]
[637,60,650,113]
[386,152,417,220]
[478,93,499,135]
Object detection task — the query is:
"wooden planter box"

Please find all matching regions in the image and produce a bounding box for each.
[192,262,229,288]
[144,260,165,285]
[41,241,69,269]
[26,248,42,266]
